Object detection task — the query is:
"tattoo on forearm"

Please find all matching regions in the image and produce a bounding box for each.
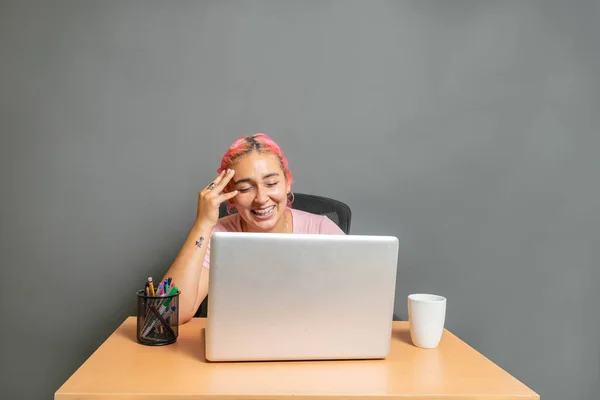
[195,236,204,249]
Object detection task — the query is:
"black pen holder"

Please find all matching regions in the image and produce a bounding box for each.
[136,289,180,346]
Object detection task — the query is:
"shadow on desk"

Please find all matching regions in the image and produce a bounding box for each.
[392,328,412,345]
[116,322,207,361]
[176,330,207,362]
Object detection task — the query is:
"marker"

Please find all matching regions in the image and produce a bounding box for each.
[164,278,169,293]
[163,286,178,308]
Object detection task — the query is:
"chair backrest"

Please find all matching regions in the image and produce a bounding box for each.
[195,193,352,317]
[286,193,352,234]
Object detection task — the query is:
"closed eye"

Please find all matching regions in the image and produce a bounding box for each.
[237,181,279,193]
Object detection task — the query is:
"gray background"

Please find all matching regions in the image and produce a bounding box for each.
[1,1,598,399]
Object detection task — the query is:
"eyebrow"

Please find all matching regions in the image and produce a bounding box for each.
[233,172,280,185]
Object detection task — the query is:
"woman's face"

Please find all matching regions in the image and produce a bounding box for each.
[228,151,290,233]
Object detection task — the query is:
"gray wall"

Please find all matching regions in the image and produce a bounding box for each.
[1,1,598,399]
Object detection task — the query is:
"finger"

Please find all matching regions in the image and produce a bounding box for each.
[202,170,226,192]
[216,190,238,203]
[212,168,235,193]
[212,169,227,185]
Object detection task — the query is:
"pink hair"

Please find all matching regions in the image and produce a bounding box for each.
[219,133,294,209]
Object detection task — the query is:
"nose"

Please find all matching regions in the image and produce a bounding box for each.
[254,186,268,204]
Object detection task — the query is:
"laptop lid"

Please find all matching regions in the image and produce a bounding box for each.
[205,232,399,361]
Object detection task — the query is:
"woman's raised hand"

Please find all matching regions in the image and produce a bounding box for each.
[196,169,238,228]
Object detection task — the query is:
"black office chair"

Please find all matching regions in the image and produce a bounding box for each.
[194,193,352,317]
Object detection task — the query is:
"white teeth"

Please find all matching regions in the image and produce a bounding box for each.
[253,206,275,216]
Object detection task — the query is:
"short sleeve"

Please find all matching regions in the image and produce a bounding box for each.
[320,215,346,235]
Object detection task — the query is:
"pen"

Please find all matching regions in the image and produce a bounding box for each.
[142,282,165,323]
[150,305,176,336]
[143,305,177,337]
[163,305,176,320]
[157,306,177,335]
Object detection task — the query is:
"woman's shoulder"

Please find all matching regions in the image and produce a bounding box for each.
[290,208,345,235]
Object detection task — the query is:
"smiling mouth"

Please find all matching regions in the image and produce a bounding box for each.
[251,205,275,216]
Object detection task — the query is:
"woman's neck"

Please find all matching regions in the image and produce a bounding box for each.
[241,208,291,233]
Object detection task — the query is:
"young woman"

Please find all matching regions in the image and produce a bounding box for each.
[163,133,344,323]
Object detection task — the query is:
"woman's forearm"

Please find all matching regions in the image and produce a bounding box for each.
[162,221,213,323]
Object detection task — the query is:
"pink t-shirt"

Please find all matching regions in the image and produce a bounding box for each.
[202,208,345,269]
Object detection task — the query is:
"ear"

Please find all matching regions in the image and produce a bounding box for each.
[286,182,291,194]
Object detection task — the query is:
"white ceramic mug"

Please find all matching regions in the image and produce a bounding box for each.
[408,293,447,349]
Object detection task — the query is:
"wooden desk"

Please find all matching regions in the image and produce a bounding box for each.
[56,318,539,400]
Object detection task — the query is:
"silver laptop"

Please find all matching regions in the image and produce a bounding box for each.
[204,232,399,362]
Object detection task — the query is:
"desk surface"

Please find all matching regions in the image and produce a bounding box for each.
[56,318,539,400]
